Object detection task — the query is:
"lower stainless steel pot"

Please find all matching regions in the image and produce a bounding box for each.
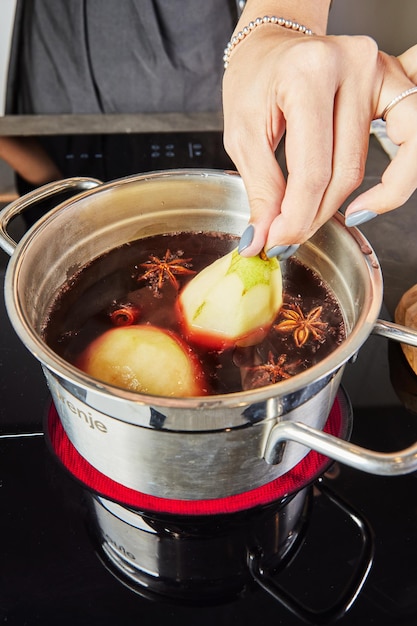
[87,487,310,603]
[86,481,374,623]
[2,170,417,500]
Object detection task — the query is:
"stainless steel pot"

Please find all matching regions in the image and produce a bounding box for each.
[2,170,417,501]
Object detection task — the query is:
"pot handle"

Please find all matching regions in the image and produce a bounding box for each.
[264,413,417,475]
[373,318,417,347]
[248,480,374,624]
[0,177,102,256]
[264,319,417,476]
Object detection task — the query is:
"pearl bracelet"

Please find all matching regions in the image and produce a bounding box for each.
[223,16,314,69]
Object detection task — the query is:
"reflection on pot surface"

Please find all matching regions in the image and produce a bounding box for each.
[87,489,310,603]
[83,479,374,624]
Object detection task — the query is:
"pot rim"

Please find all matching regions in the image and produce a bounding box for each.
[3,169,384,410]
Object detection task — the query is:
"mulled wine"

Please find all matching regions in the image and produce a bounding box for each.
[42,231,346,395]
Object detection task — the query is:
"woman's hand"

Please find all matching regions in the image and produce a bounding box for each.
[223,26,417,258]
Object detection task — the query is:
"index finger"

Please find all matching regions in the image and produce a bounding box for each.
[264,71,335,250]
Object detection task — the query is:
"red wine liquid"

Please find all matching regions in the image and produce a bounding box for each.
[42,232,346,395]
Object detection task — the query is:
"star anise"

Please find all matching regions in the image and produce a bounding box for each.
[274,303,328,348]
[139,249,195,293]
[244,351,301,388]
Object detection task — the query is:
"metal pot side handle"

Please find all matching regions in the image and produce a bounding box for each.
[264,417,417,476]
[248,481,374,625]
[0,177,102,256]
[373,318,417,348]
[264,410,417,476]
[265,320,417,476]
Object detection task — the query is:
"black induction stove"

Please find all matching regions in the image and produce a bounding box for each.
[1,131,417,625]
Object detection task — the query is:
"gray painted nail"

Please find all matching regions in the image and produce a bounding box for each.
[238,224,255,253]
[266,244,299,260]
[277,244,300,260]
[266,245,290,259]
[345,210,378,227]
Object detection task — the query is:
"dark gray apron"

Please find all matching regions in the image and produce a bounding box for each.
[6,0,237,114]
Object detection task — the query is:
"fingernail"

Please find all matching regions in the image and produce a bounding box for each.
[266,244,299,260]
[238,224,255,253]
[345,210,378,227]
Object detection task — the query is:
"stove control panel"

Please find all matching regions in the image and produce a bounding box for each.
[36,132,235,185]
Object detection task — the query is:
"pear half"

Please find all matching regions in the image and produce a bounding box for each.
[179,248,283,348]
[78,325,207,397]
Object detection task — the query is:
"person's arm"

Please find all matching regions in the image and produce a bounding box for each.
[0,137,61,186]
[223,1,417,258]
